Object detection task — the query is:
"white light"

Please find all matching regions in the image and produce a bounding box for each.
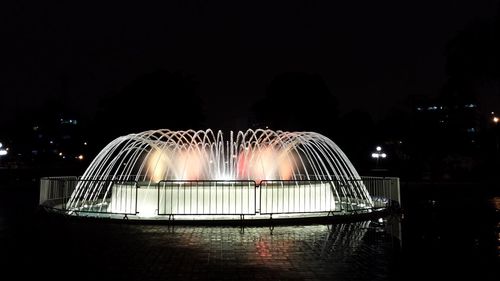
[59,152,63,156]
[376,146,382,151]
[77,155,84,160]
[0,149,7,156]
[494,117,499,123]
[84,142,88,146]
[216,174,232,181]
[381,153,387,158]
[68,129,373,217]
[0,142,2,148]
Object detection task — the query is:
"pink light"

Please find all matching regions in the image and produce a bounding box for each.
[175,149,204,180]
[237,146,294,183]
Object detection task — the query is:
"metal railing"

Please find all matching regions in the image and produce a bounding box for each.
[260,180,339,215]
[70,179,138,216]
[158,180,256,215]
[362,176,400,209]
[40,177,139,215]
[39,176,400,218]
[39,176,78,210]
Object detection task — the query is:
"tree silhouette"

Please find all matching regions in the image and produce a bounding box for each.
[336,110,375,172]
[439,17,500,179]
[252,72,338,136]
[94,70,205,142]
[445,19,499,86]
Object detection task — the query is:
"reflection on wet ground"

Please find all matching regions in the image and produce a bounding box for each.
[1,218,401,281]
[1,180,499,280]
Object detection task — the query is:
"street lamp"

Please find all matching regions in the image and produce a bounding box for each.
[0,142,7,156]
[371,146,387,168]
[493,115,499,153]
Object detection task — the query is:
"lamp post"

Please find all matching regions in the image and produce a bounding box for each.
[0,142,7,168]
[493,116,499,154]
[0,142,7,156]
[371,146,387,168]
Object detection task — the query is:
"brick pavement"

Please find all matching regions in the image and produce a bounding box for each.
[3,216,400,281]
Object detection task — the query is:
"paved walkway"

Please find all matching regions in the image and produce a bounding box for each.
[2,216,400,281]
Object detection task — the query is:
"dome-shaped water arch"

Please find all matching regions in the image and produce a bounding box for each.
[66,129,373,218]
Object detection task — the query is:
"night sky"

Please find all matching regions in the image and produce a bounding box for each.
[1,1,498,130]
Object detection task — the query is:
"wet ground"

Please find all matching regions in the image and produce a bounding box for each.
[1,176,499,280]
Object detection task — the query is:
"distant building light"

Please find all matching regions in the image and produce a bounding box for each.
[467,128,476,133]
[49,140,54,144]
[77,155,84,160]
[494,117,499,124]
[33,126,39,131]
[83,142,88,146]
[59,152,63,156]
[416,107,423,111]
[427,106,438,111]
[60,119,78,125]
[465,104,477,108]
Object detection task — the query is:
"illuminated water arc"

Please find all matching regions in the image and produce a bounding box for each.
[67,129,373,212]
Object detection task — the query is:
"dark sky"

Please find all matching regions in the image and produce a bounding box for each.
[1,1,498,129]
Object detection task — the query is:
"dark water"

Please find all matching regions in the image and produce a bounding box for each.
[0,177,499,280]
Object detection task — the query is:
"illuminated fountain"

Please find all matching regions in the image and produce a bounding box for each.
[62,129,374,219]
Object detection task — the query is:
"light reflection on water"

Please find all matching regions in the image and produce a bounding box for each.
[494,198,500,258]
[114,220,400,280]
[1,180,499,280]
[489,197,500,210]
[497,222,500,257]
